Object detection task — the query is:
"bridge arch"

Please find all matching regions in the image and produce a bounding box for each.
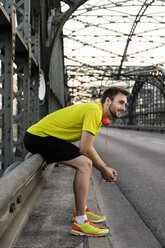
[129,71,165,126]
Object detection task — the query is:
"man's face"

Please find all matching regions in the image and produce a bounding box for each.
[108,93,127,118]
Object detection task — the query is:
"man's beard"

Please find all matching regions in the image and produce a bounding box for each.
[109,103,121,118]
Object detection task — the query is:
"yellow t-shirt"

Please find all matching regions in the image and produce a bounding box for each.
[27,102,103,142]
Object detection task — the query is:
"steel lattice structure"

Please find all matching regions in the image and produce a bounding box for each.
[62,0,165,101]
[0,0,165,174]
[61,0,165,128]
[0,0,69,174]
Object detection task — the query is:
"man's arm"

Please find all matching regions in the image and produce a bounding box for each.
[79,131,117,182]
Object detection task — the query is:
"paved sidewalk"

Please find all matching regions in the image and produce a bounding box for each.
[14,164,111,248]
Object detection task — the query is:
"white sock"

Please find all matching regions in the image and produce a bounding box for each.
[75,214,87,225]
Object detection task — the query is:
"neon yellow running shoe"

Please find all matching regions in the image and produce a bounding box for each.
[71,219,109,237]
[72,208,106,223]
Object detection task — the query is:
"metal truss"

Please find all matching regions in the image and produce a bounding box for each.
[62,0,165,103]
[117,0,156,78]
[115,66,165,126]
[1,0,165,173]
[44,0,88,81]
[0,0,41,174]
[0,34,14,170]
[0,0,89,174]
[129,70,165,126]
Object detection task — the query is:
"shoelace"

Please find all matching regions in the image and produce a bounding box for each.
[85,219,100,229]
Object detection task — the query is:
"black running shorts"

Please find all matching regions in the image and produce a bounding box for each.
[23,132,82,165]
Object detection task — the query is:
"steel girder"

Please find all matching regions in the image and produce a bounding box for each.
[0,0,89,174]
[0,33,14,169]
[0,0,40,173]
[117,0,156,78]
[45,0,88,80]
[127,66,165,125]
[122,66,165,96]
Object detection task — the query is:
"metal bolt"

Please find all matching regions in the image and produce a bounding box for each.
[17,195,22,204]
[42,163,47,170]
[10,203,16,213]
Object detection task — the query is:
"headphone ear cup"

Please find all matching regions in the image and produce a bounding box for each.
[101,117,110,127]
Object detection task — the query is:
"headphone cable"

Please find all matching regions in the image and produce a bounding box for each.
[93,127,108,215]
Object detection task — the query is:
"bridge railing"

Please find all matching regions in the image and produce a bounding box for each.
[0,154,54,248]
[110,124,165,133]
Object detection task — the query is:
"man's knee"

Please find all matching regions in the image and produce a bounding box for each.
[80,156,92,173]
[86,157,93,170]
[60,155,92,172]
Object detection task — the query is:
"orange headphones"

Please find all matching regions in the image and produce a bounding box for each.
[101,103,110,127]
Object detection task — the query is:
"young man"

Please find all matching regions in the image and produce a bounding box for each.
[24,86,130,237]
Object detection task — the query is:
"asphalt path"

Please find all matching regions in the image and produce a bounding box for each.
[93,127,165,248]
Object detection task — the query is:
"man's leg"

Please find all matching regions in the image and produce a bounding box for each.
[60,155,92,216]
[60,155,109,236]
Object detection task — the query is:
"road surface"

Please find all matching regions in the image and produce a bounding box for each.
[93,127,165,248]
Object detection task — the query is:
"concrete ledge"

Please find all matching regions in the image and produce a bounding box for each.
[0,154,54,248]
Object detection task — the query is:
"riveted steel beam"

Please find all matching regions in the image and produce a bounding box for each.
[0,0,42,172]
[45,0,87,81]
[30,71,40,125]
[0,1,16,171]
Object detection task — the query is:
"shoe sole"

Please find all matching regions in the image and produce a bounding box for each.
[71,229,108,237]
[88,219,106,223]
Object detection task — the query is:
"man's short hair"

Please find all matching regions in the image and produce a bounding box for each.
[101,86,130,103]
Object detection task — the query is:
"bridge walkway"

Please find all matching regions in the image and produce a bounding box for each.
[14,164,111,248]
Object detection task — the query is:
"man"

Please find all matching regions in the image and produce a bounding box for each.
[24,86,130,237]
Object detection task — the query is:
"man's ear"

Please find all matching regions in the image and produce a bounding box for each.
[105,97,111,104]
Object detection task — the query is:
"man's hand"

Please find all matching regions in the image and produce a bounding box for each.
[101,167,118,182]
[80,132,118,182]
